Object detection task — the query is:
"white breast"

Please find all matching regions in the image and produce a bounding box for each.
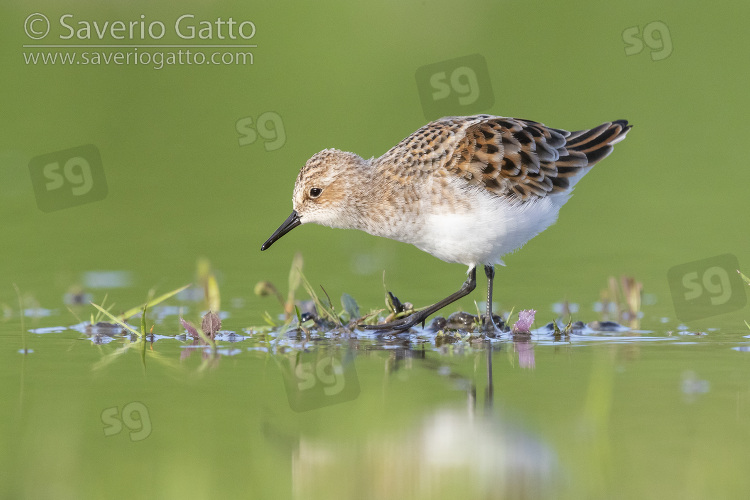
[400,179,574,266]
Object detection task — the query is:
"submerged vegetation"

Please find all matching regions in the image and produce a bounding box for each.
[12,251,656,355]
[16,253,750,380]
[7,253,682,357]
[253,252,541,338]
[252,253,643,339]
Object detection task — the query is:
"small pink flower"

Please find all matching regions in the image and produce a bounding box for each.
[512,309,536,333]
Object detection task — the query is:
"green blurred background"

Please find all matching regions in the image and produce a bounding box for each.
[2,1,750,499]
[1,0,747,322]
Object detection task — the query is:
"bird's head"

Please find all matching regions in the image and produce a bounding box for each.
[261,149,368,250]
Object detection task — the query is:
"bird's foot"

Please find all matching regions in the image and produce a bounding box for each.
[480,314,504,337]
[361,309,433,332]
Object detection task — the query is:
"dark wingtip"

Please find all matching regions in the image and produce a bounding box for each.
[564,119,632,164]
[613,119,632,133]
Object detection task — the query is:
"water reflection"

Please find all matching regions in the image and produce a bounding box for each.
[281,348,361,412]
[288,345,556,499]
[57,312,680,379]
[291,408,557,499]
[514,337,536,369]
[681,370,710,402]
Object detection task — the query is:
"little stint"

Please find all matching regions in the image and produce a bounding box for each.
[261,114,631,331]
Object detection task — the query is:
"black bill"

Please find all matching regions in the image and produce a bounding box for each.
[261,211,301,250]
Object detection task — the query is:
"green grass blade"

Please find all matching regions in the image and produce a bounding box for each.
[140,304,147,371]
[66,306,83,324]
[319,285,342,326]
[196,326,216,349]
[93,293,110,323]
[287,252,303,310]
[205,274,221,313]
[263,311,278,327]
[91,302,141,337]
[300,272,338,323]
[140,304,147,336]
[118,284,190,321]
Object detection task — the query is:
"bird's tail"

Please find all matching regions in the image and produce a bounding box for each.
[564,120,632,165]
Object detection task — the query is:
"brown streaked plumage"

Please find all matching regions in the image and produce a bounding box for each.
[375,114,630,200]
[261,114,631,332]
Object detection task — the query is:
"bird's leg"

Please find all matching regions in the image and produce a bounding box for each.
[363,267,477,332]
[483,265,497,333]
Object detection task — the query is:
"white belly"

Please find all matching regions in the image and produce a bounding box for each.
[405,184,571,266]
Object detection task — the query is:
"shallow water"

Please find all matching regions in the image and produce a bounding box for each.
[3,1,750,498]
[3,289,750,499]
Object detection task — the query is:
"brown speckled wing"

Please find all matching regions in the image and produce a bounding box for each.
[376,115,631,201]
[443,116,632,200]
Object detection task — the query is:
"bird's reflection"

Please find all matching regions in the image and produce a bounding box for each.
[291,409,556,499]
[287,342,556,499]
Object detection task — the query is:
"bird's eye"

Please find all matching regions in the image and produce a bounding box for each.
[309,187,322,198]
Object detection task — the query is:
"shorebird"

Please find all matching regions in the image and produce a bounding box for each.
[261,114,631,331]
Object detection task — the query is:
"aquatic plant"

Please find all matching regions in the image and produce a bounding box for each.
[512,309,537,333]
